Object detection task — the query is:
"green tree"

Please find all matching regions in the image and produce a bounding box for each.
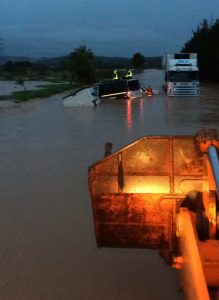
[69,46,95,84]
[181,18,219,81]
[132,52,145,69]
[182,19,210,79]
[4,60,33,75]
[4,60,14,73]
[16,78,27,100]
[207,19,219,81]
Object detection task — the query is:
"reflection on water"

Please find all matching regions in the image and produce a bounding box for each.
[126,98,146,134]
[139,97,144,116]
[1,70,219,299]
[126,99,132,131]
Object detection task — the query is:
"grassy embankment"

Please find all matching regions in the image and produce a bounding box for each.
[0,68,117,103]
[0,70,80,102]
[0,83,77,103]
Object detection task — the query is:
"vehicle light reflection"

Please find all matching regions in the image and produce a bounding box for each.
[126,99,132,130]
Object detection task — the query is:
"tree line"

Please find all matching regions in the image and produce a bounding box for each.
[182,18,219,81]
[0,47,157,85]
[0,43,165,86]
[69,47,148,84]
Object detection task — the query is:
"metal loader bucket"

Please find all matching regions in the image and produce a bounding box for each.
[89,135,210,253]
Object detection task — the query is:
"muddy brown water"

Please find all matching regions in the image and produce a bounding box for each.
[0,70,219,299]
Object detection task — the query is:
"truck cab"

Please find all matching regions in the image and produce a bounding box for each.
[164,53,200,96]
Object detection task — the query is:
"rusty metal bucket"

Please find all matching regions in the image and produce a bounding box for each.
[88,132,218,257]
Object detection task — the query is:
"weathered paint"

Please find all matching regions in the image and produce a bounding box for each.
[89,135,212,261]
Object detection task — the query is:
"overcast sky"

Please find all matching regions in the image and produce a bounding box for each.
[1,0,219,58]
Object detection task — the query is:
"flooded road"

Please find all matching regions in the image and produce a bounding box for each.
[0,69,219,300]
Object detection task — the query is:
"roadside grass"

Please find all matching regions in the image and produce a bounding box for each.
[0,95,11,101]
[0,70,72,82]
[0,83,78,103]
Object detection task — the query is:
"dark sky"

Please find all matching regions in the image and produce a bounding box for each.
[1,0,219,58]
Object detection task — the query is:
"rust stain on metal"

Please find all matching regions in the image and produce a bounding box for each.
[88,131,219,266]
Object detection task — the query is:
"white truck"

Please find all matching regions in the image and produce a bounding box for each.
[163,53,200,96]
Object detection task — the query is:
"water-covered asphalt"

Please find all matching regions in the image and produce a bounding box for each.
[0,70,219,299]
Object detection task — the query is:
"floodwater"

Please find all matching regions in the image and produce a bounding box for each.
[0,70,219,300]
[0,80,58,95]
